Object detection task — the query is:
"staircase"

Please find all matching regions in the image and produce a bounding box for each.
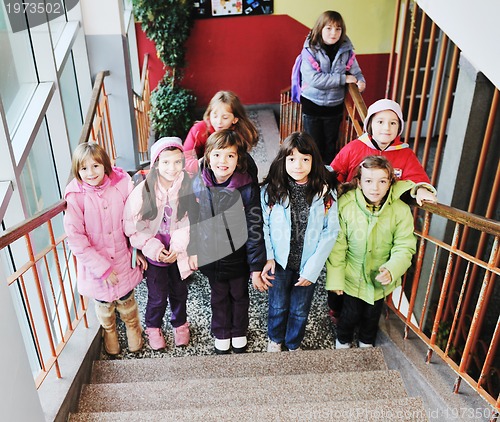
[70,348,428,421]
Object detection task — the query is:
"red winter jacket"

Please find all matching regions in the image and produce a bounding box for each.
[183,120,214,176]
[331,133,431,184]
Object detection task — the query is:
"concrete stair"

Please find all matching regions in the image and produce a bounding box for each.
[70,348,428,421]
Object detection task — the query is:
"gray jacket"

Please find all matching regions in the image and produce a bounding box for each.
[300,35,365,107]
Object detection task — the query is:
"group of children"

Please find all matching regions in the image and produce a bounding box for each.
[63,9,437,355]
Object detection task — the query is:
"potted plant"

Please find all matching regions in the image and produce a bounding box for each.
[133,0,196,139]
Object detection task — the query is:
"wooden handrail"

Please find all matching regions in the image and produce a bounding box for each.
[78,71,110,145]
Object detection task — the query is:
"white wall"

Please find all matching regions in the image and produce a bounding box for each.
[418,0,500,89]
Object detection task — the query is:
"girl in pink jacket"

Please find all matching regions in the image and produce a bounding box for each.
[64,142,146,355]
[124,137,193,350]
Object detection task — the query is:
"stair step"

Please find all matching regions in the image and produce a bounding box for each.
[91,348,387,384]
[71,397,428,421]
[78,370,406,413]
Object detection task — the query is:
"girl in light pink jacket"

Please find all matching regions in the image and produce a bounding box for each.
[64,142,146,355]
[124,137,193,350]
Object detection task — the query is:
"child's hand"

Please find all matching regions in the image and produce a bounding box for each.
[332,290,343,295]
[346,75,357,84]
[295,276,312,287]
[105,270,119,286]
[188,255,198,271]
[252,271,269,292]
[375,267,392,285]
[357,80,366,93]
[136,250,148,271]
[415,187,437,206]
[164,250,178,264]
[261,259,276,284]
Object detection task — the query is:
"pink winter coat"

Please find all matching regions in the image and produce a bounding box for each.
[123,171,192,280]
[63,167,143,302]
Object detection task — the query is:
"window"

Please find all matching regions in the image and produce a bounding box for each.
[0,3,38,134]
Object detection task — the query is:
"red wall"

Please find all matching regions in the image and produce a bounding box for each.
[136,15,387,108]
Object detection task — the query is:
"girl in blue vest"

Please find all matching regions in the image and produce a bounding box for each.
[256,131,340,351]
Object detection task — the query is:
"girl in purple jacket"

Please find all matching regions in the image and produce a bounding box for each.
[64,142,146,355]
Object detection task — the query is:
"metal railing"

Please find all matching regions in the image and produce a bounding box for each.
[279,80,499,412]
[0,201,86,388]
[133,54,151,163]
[279,84,365,150]
[0,71,117,388]
[79,70,116,163]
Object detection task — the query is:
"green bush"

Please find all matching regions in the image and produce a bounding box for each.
[133,0,196,140]
[150,75,196,139]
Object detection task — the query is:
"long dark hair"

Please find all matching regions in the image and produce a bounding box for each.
[262,131,337,207]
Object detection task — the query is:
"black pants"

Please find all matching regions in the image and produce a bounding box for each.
[327,290,343,317]
[336,294,384,345]
[302,112,343,164]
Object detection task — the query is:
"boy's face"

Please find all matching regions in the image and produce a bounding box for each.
[209,102,238,132]
[157,149,184,187]
[358,167,391,207]
[209,145,238,184]
[78,157,105,186]
[370,110,400,149]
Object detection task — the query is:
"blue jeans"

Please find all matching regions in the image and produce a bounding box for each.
[267,264,316,350]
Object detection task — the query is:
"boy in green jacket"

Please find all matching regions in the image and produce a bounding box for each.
[326,155,417,348]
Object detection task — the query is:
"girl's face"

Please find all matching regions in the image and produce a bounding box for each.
[157,149,184,188]
[209,102,238,132]
[285,147,312,184]
[209,145,238,183]
[79,157,105,186]
[322,21,342,45]
[370,110,400,149]
[358,167,391,207]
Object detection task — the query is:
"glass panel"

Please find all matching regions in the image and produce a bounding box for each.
[59,53,83,151]
[0,2,38,133]
[19,122,60,223]
[47,3,67,47]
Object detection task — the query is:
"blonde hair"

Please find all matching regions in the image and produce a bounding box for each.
[71,142,112,182]
[203,90,259,149]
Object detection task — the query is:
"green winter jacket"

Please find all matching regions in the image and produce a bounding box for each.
[325,180,417,305]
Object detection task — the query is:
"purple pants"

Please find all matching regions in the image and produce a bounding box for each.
[208,273,249,339]
[144,263,187,329]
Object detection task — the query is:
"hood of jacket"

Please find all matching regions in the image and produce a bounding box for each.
[303,35,354,56]
[64,166,129,197]
[358,132,410,152]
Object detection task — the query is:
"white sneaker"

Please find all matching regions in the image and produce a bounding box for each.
[214,338,231,354]
[358,341,373,348]
[335,339,350,349]
[267,340,282,353]
[288,347,301,352]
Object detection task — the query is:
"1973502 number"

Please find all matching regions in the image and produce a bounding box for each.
[5,2,62,14]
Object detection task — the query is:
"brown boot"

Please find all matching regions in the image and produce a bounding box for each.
[116,292,143,352]
[94,301,120,355]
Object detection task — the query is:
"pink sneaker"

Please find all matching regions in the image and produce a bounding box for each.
[173,322,190,346]
[145,327,166,350]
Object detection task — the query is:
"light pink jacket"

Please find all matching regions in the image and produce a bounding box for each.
[63,167,143,302]
[123,171,192,280]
